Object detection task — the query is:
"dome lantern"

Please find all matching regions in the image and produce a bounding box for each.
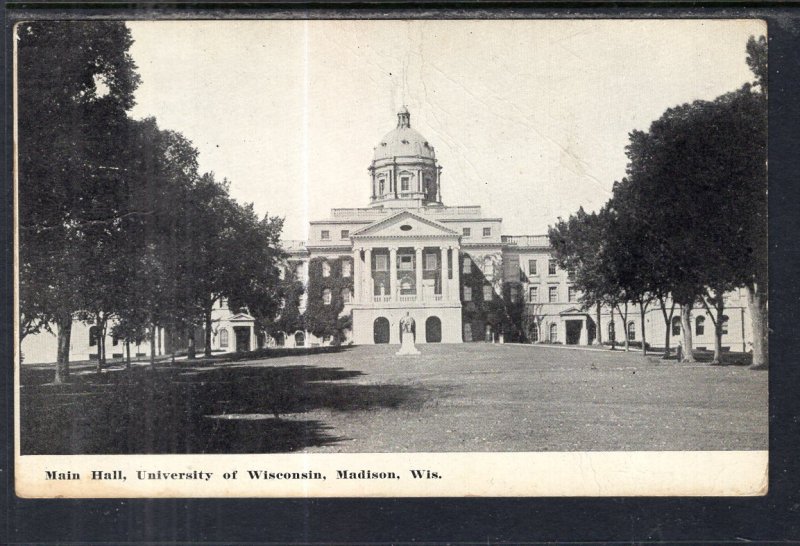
[397,106,411,128]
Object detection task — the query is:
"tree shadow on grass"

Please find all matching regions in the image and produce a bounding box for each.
[20,363,429,454]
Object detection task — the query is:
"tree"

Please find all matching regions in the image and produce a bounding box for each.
[17,21,140,382]
[225,210,286,347]
[549,207,629,349]
[621,60,766,364]
[181,173,285,356]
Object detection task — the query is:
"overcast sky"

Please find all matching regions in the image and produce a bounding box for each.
[127,19,764,241]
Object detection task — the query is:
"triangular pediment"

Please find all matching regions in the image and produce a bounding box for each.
[352,210,459,238]
[559,306,587,316]
[227,313,255,322]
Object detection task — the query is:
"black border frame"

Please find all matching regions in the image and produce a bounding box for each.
[3,4,799,544]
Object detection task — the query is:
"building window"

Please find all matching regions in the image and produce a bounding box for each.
[463,286,472,301]
[721,315,729,335]
[89,326,99,347]
[375,254,388,271]
[340,229,349,239]
[342,260,351,278]
[627,321,636,341]
[549,286,558,303]
[530,323,539,342]
[568,286,577,302]
[608,321,616,341]
[672,316,681,336]
[549,323,558,343]
[548,260,557,275]
[463,227,471,237]
[425,253,437,270]
[483,227,491,237]
[483,285,493,301]
[510,285,519,303]
[321,230,330,240]
[529,286,538,302]
[322,261,331,277]
[399,255,413,270]
[219,329,229,348]
[400,176,410,191]
[112,334,120,347]
[528,260,537,275]
[296,263,304,279]
[322,289,332,305]
[463,256,471,272]
[695,316,705,336]
[341,288,351,303]
[483,256,493,275]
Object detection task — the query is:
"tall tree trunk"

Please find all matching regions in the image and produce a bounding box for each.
[658,296,675,359]
[187,326,196,359]
[609,306,616,350]
[712,296,725,365]
[680,304,695,363]
[97,315,107,373]
[125,340,131,370]
[204,307,213,357]
[639,301,648,356]
[54,313,72,384]
[149,321,156,367]
[157,326,162,356]
[617,303,630,352]
[747,281,768,369]
[594,302,602,345]
[170,328,176,365]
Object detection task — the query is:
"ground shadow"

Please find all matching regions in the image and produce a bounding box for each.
[20,361,426,454]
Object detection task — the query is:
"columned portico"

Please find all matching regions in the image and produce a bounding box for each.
[349,209,463,344]
[358,244,461,305]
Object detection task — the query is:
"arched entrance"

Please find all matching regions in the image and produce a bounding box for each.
[294,331,305,347]
[373,317,390,344]
[425,316,442,343]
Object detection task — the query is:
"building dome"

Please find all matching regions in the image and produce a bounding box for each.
[373,108,436,161]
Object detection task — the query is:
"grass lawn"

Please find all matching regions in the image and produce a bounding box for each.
[19,343,767,454]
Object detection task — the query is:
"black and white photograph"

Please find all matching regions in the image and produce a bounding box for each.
[14,18,768,497]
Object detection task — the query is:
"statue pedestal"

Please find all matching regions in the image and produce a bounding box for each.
[395,334,420,356]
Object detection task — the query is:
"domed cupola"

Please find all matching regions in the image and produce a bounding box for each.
[369,107,443,209]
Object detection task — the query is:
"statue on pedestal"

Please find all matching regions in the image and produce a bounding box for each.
[396,311,420,356]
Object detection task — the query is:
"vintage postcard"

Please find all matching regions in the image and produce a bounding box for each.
[14,18,768,498]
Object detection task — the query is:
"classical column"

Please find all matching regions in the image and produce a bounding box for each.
[440,246,447,300]
[451,246,460,302]
[352,247,361,304]
[389,247,398,302]
[415,246,424,302]
[579,318,589,345]
[364,248,372,302]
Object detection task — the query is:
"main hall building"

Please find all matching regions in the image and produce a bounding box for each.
[20,107,754,363]
[281,108,754,350]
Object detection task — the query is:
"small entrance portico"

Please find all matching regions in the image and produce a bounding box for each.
[559,307,591,346]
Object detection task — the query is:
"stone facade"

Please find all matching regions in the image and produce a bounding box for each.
[280,108,754,351]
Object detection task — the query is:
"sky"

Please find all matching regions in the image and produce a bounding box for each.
[126,19,764,241]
